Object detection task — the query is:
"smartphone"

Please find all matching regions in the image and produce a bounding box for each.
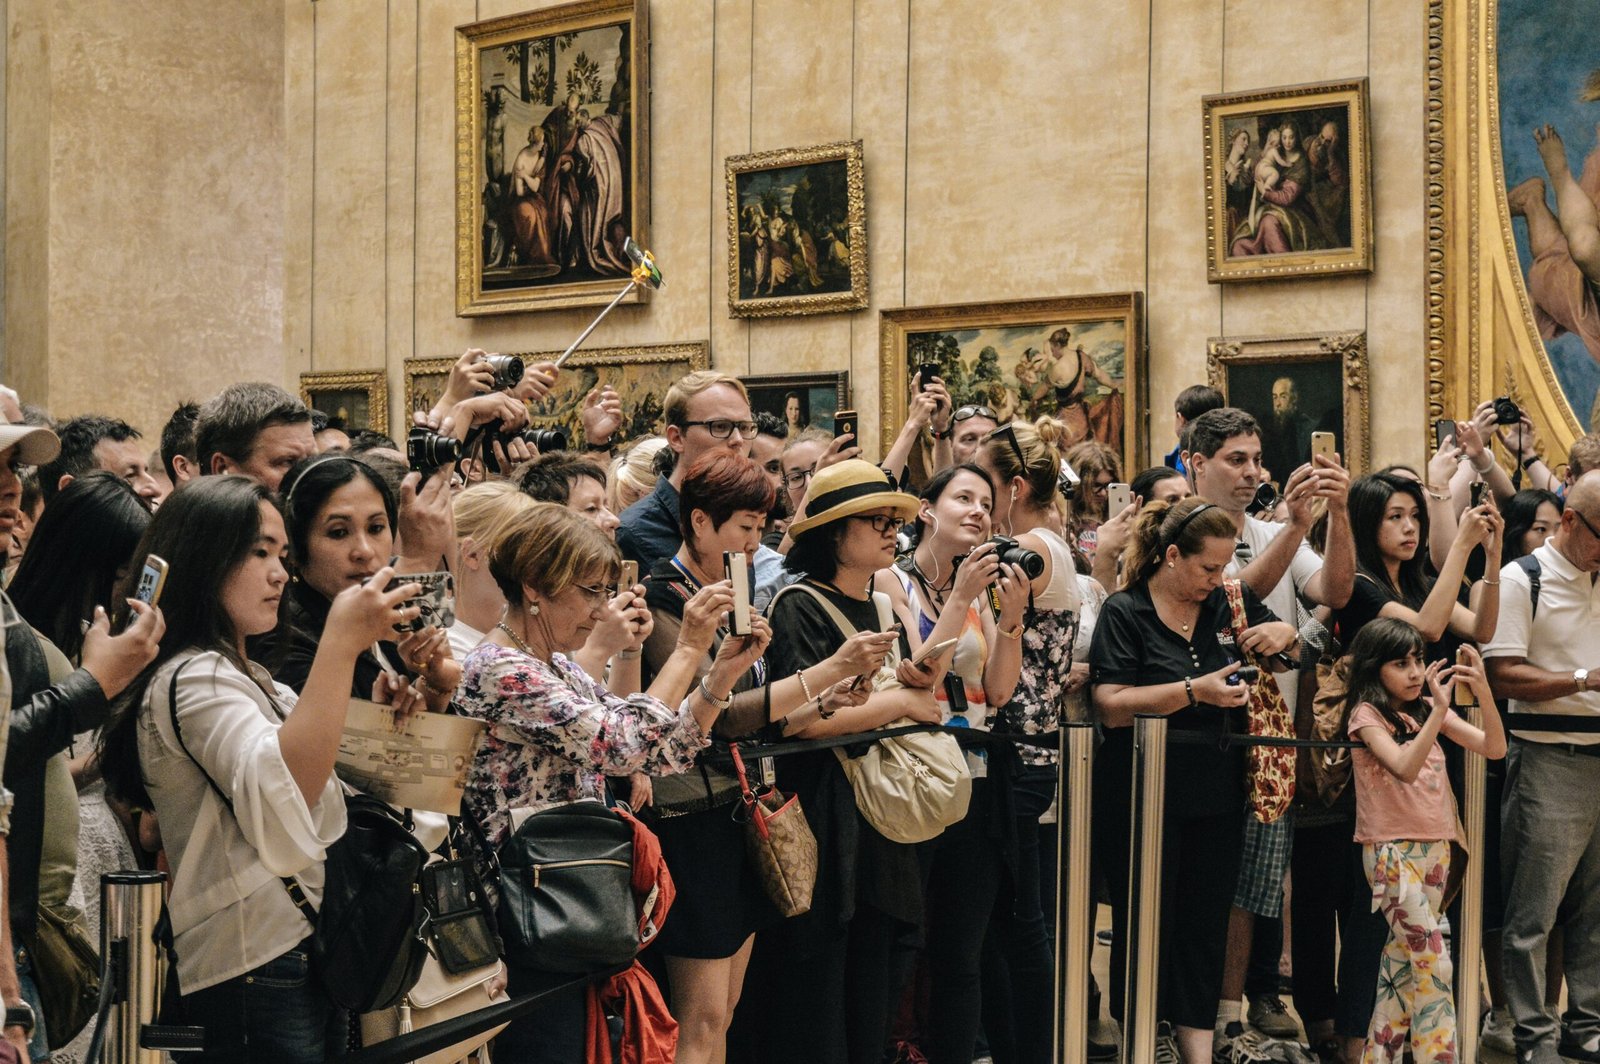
[1453,646,1475,707]
[834,409,858,440]
[910,636,960,668]
[917,364,941,390]
[1310,431,1337,463]
[1470,480,1486,508]
[134,555,169,608]
[723,550,752,636]
[1107,482,1132,515]
[1434,418,1456,451]
[385,571,457,632]
[620,560,638,591]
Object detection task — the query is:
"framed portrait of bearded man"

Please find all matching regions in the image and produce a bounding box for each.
[455,0,650,316]
[1203,78,1373,283]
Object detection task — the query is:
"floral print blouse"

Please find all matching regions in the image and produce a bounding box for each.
[457,644,709,854]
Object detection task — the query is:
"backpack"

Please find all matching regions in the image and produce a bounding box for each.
[164,659,430,1013]
[1517,554,1542,617]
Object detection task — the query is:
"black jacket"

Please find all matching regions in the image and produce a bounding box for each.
[3,623,110,949]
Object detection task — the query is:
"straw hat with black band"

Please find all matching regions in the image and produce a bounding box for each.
[0,413,59,466]
[788,459,919,538]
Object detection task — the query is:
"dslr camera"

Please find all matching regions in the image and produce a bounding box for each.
[1492,396,1522,425]
[988,535,1045,579]
[407,427,464,476]
[522,427,569,453]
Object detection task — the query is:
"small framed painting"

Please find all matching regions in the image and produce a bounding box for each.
[300,370,388,435]
[744,372,850,434]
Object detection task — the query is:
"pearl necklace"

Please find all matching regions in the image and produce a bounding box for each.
[496,620,538,658]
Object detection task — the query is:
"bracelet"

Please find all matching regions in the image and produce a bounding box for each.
[697,677,733,710]
[1183,676,1196,707]
[1480,577,1501,586]
[1522,454,1541,470]
[816,696,836,720]
[617,648,642,661]
[797,667,816,703]
[998,624,1023,640]
[1424,488,1450,501]
[414,675,437,697]
[1470,452,1493,474]
[585,438,615,452]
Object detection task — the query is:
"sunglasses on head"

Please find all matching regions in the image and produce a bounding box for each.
[952,405,998,424]
[984,423,1028,473]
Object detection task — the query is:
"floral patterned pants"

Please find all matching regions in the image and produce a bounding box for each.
[1360,840,1457,1064]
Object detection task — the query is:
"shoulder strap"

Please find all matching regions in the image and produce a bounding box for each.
[166,657,318,924]
[769,581,860,638]
[1221,579,1251,655]
[1516,554,1542,618]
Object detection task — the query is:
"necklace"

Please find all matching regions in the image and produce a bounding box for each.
[496,620,538,658]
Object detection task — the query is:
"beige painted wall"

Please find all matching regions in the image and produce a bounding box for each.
[3,0,285,437]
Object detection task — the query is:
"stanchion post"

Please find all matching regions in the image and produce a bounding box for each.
[1054,723,1095,1064]
[102,870,167,1064]
[1124,714,1168,1063]
[1458,704,1487,1064]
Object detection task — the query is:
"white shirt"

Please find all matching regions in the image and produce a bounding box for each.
[139,651,346,992]
[448,618,487,662]
[1481,541,1600,745]
[1225,515,1324,714]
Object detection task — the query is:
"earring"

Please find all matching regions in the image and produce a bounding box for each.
[1167,562,1175,569]
[527,602,540,616]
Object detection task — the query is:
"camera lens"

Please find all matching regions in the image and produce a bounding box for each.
[990,535,1046,579]
[406,427,464,474]
[483,354,525,392]
[1492,396,1522,425]
[523,427,569,453]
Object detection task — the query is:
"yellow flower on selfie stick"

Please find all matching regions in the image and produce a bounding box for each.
[554,238,663,370]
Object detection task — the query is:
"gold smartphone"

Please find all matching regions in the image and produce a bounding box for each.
[1310,431,1337,464]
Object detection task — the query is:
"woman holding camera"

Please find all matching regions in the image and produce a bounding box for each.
[876,462,1029,1064]
[98,476,424,1062]
[639,453,893,1064]
[1090,497,1296,1064]
[458,502,768,1063]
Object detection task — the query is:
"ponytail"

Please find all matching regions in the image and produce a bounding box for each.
[1120,496,1235,591]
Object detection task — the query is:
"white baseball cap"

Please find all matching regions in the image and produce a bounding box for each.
[0,411,59,465]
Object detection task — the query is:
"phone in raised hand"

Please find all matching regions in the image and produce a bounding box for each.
[723,550,752,636]
[833,409,858,440]
[1107,483,1132,514]
[1310,431,1337,464]
[134,555,169,608]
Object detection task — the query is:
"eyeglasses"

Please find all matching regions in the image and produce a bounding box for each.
[1573,508,1600,541]
[782,467,815,490]
[680,419,760,440]
[574,582,620,602]
[952,404,998,424]
[985,423,1028,473]
[848,514,901,534]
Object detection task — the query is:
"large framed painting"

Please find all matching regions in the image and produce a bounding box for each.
[744,372,850,435]
[725,140,868,318]
[455,0,650,316]
[1203,79,1373,284]
[1205,331,1371,482]
[879,294,1145,476]
[300,370,388,435]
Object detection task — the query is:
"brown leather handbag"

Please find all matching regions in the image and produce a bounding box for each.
[729,744,817,918]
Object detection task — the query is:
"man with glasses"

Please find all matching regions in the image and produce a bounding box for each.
[1485,470,1600,1064]
[1186,406,1355,1057]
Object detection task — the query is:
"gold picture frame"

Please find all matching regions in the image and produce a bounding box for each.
[405,342,709,450]
[879,294,1144,477]
[1205,331,1371,477]
[1203,78,1374,284]
[299,370,388,436]
[725,139,868,318]
[454,0,650,316]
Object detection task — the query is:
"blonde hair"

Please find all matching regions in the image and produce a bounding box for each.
[663,371,749,429]
[453,481,538,557]
[782,426,831,456]
[489,502,621,607]
[609,436,668,512]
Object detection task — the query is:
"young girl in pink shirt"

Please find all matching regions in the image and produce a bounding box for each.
[1343,617,1506,1063]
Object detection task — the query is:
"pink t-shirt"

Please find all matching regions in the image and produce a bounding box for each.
[1347,701,1464,844]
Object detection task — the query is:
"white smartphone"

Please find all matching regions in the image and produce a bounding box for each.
[723,550,752,636]
[134,555,169,608]
[1107,482,1132,514]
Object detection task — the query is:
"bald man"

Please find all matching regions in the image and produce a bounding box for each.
[1484,470,1600,1063]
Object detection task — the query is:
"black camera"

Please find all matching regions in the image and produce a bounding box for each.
[523,427,569,453]
[989,535,1045,579]
[482,353,525,392]
[407,427,464,475]
[1492,396,1522,425]
[1228,664,1261,686]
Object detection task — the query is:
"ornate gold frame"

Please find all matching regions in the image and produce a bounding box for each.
[1427,0,1583,456]
[299,370,389,436]
[879,293,1145,477]
[402,357,457,421]
[1205,331,1371,475]
[1202,78,1374,284]
[724,139,868,318]
[454,0,650,316]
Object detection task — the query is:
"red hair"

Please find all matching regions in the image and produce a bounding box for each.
[679,453,775,543]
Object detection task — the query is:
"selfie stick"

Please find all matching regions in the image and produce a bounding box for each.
[553,239,663,369]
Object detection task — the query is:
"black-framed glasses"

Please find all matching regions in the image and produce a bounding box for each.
[575,582,621,602]
[1573,508,1600,541]
[952,404,998,424]
[680,419,760,440]
[782,467,815,490]
[985,423,1028,473]
[848,513,901,534]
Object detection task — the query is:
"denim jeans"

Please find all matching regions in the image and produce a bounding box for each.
[179,939,342,1063]
[13,947,46,1063]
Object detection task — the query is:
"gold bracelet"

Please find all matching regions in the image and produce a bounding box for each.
[1480,578,1500,586]
[1424,488,1450,501]
[999,624,1023,640]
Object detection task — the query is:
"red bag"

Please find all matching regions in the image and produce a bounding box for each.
[584,960,679,1064]
[614,805,674,947]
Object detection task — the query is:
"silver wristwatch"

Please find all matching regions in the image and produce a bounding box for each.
[1576,668,1589,692]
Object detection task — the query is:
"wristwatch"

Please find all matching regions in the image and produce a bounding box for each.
[584,438,615,452]
[5,1001,34,1036]
[1577,668,1590,693]
[930,426,952,440]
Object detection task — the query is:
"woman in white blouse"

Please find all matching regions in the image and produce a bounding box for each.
[98,475,425,1062]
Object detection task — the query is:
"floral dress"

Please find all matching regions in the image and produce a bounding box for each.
[457,643,709,897]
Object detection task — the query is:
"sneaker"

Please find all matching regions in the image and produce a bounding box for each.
[1086,1034,1118,1061]
[1097,928,1114,946]
[1481,1006,1515,1055]
[1214,1022,1317,1064]
[1248,995,1302,1040]
[1558,1027,1600,1062]
[1156,1021,1182,1064]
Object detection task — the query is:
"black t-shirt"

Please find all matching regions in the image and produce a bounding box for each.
[1089,582,1275,816]
[1332,572,1463,665]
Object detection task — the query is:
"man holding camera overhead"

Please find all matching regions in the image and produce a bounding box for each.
[1185,406,1354,1054]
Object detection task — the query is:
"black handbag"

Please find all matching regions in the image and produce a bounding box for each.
[481,800,638,973]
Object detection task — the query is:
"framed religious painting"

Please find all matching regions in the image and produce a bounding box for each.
[300,370,388,435]
[743,372,850,434]
[455,0,650,316]
[1203,78,1373,283]
[519,341,707,447]
[1205,331,1371,482]
[725,140,868,318]
[402,358,455,422]
[879,294,1145,477]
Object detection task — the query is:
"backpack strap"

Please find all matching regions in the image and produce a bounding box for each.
[769,581,860,639]
[165,658,318,925]
[1516,554,1542,619]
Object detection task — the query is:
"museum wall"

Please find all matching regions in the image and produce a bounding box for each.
[1,0,285,431]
